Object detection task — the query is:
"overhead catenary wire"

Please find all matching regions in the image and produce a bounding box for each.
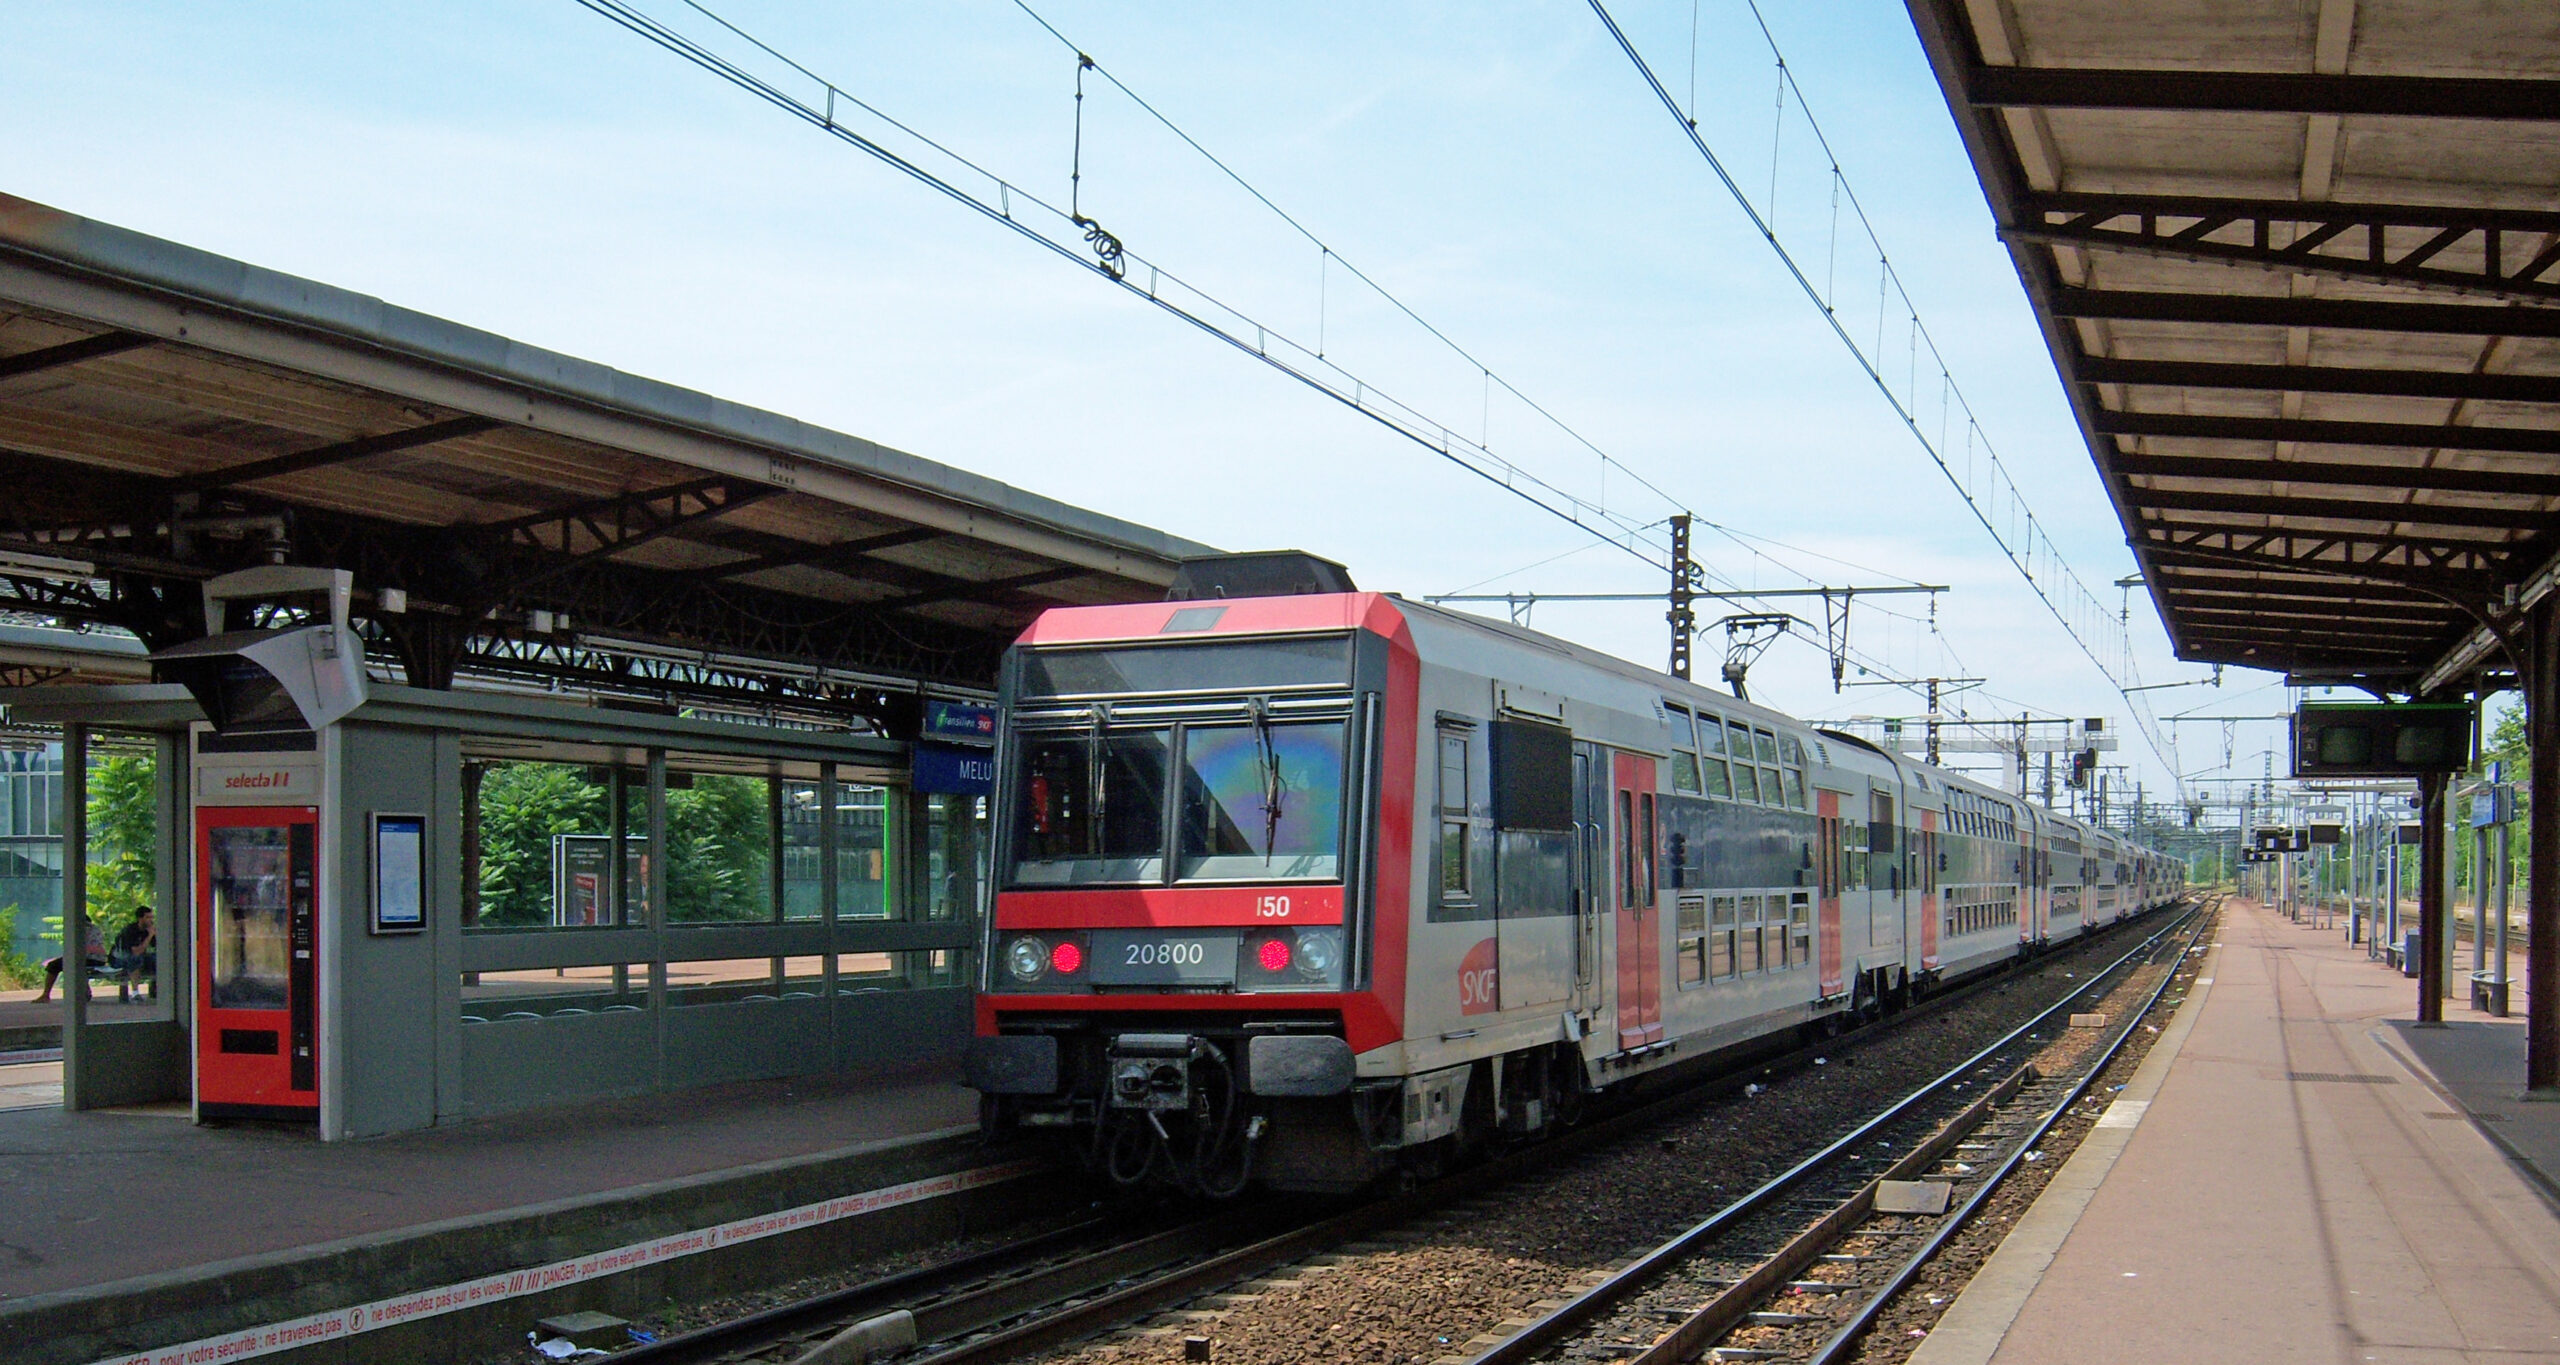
[1588,0,2185,793]
[591,2,2043,726]
[583,0,1678,573]
[615,1,1961,702]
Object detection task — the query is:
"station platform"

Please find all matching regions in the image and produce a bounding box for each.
[1913,897,2560,1365]
[0,1062,1034,1365]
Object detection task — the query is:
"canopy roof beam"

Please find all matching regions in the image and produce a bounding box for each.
[2051,287,2560,338]
[2080,357,2560,406]
[2011,193,2560,304]
[0,330,153,380]
[2115,453,2560,498]
[1967,65,2560,121]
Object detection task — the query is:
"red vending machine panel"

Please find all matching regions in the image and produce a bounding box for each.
[197,805,319,1117]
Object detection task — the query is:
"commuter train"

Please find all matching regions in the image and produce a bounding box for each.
[965,556,2184,1195]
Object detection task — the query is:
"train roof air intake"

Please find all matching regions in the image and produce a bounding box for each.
[1166,551,1356,601]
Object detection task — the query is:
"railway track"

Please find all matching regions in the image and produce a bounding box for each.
[1460,894,2218,1365]
[604,900,2209,1365]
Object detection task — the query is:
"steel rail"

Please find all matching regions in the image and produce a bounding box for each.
[607,1217,1125,1364]
[1797,895,2220,1365]
[1463,897,2207,1365]
[617,899,2194,1365]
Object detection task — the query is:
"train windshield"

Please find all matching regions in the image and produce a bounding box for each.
[1177,722,1344,880]
[1012,729,1173,885]
[1009,718,1348,886]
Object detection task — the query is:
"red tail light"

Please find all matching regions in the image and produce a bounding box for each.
[1050,939,1084,974]
[1256,935,1292,973]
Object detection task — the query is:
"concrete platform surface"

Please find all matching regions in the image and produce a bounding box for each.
[0,1061,976,1304]
[1920,896,2560,1365]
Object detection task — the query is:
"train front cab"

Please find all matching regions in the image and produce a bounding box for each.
[966,593,1414,1194]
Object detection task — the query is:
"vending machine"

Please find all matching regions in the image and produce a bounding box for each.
[195,790,320,1117]
[155,566,368,1122]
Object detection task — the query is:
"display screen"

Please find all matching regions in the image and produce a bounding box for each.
[374,815,423,932]
[216,661,306,733]
[1018,637,1351,697]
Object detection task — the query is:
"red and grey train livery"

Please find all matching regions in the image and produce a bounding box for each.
[965,556,2183,1194]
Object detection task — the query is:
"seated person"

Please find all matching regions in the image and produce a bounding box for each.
[34,920,106,1005]
[108,907,156,1000]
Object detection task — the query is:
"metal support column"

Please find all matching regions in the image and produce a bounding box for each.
[2529,597,2560,1089]
[2419,770,2449,1025]
[2494,815,2513,1016]
[60,723,88,1107]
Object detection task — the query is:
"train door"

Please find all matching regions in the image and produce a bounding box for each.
[1919,809,1940,972]
[1816,789,1845,998]
[1611,752,1661,1050]
[197,804,319,1117]
[1866,786,1902,964]
[2025,821,2047,945]
[1571,743,1605,1002]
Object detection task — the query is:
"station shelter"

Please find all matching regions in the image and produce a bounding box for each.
[0,192,1208,1138]
[1902,0,2560,1089]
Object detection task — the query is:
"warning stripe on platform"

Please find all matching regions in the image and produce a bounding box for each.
[88,1159,1038,1365]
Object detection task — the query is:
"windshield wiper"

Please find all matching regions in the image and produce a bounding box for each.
[1088,704,1110,858]
[1250,698,1288,863]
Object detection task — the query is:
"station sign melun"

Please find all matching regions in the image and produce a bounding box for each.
[2292,701,2472,779]
[914,700,999,798]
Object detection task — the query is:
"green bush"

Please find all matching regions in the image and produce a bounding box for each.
[0,905,37,990]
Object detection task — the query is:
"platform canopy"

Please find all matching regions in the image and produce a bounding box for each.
[1904,0,2560,694]
[0,192,1211,725]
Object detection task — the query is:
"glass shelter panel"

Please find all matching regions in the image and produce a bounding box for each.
[665,773,775,924]
[837,785,891,919]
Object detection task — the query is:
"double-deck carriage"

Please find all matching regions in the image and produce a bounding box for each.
[966,560,2174,1193]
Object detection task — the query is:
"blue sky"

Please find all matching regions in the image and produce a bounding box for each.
[0,1,2304,805]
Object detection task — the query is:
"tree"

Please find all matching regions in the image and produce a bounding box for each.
[664,776,772,922]
[475,763,605,927]
[86,752,157,926]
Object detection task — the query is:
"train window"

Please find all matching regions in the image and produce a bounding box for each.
[1781,734,1806,767]
[1736,894,1763,974]
[1009,729,1172,886]
[1781,769,1806,811]
[1677,896,1707,986]
[1618,790,1635,909]
[1640,793,1658,907]
[1176,722,1346,881]
[1790,892,1811,965]
[1710,894,1736,979]
[1752,729,1781,764]
[1439,732,1472,901]
[1760,766,1784,806]
[1732,763,1762,804]
[1725,720,1753,766]
[1696,714,1725,755]
[1666,702,1697,789]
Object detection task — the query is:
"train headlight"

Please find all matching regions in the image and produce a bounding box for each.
[1005,935,1048,983]
[1295,927,1341,977]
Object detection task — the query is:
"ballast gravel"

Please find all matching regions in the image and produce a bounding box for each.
[1036,917,2199,1365]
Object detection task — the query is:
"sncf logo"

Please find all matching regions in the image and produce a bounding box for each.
[1458,936,1499,1016]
